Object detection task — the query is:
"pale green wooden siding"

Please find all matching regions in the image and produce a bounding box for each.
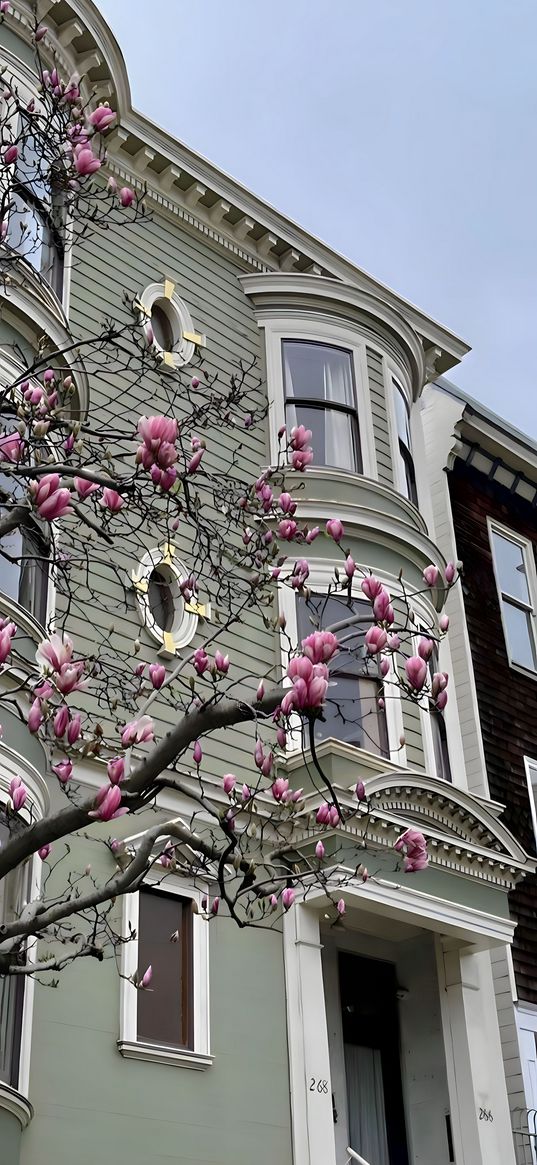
[65,204,279,782]
[366,347,394,488]
[402,695,426,770]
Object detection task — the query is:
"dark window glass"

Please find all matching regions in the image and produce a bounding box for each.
[283,340,362,473]
[137,890,193,1048]
[151,301,176,352]
[5,128,64,297]
[0,521,49,624]
[297,594,388,756]
[393,381,417,505]
[0,818,25,1087]
[428,644,452,782]
[148,567,175,633]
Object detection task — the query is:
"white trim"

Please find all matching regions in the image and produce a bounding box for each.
[524,756,537,847]
[488,517,537,675]
[118,867,211,1064]
[0,1082,33,1128]
[139,281,202,371]
[131,544,200,657]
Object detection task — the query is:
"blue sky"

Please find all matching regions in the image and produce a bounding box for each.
[99,0,537,438]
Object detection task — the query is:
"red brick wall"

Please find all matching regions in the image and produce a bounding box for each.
[449,459,537,1003]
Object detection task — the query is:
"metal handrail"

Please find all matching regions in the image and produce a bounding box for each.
[346,1148,371,1165]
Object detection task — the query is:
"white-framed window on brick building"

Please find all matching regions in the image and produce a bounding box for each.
[118,869,211,1070]
[524,758,537,847]
[488,520,537,674]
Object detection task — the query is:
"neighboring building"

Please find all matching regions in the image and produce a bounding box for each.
[424,380,537,1164]
[0,4,535,1165]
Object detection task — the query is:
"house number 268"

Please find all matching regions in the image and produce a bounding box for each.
[310,1078,329,1094]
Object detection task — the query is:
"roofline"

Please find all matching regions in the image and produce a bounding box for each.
[437,376,537,459]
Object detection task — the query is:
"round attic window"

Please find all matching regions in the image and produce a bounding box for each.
[139,281,201,371]
[131,546,198,656]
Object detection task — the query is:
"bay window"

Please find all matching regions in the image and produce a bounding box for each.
[393,378,417,505]
[0,817,26,1088]
[428,646,452,783]
[297,593,388,756]
[489,522,537,673]
[283,340,362,473]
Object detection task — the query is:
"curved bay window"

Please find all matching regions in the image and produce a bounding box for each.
[5,129,64,298]
[0,816,26,1088]
[0,521,49,625]
[428,644,452,783]
[393,379,417,505]
[297,593,388,756]
[283,340,362,473]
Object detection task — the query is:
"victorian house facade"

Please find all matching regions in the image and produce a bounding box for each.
[0,4,535,1165]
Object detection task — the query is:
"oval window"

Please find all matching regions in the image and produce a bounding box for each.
[147,566,175,634]
[150,301,176,353]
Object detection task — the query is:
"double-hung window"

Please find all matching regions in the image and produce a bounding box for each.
[428,646,452,783]
[392,379,417,505]
[297,593,388,756]
[0,409,49,624]
[489,522,537,673]
[0,816,26,1089]
[5,127,64,298]
[282,340,362,473]
[119,876,211,1069]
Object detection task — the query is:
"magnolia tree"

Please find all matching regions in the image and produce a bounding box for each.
[0,16,456,984]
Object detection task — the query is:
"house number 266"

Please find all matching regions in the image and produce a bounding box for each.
[310,1078,329,1094]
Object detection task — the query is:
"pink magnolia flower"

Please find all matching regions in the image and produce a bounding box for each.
[193,647,209,675]
[380,657,390,677]
[100,487,124,512]
[316,803,331,825]
[279,492,296,515]
[417,637,434,662]
[0,432,24,462]
[305,526,320,544]
[337,898,346,916]
[214,650,229,674]
[272,776,289,801]
[8,776,21,796]
[423,564,440,588]
[193,740,203,765]
[119,187,135,208]
[291,448,313,471]
[345,555,356,579]
[191,376,200,389]
[355,780,366,801]
[436,690,448,711]
[277,518,298,541]
[211,897,220,916]
[315,840,325,860]
[107,757,124,785]
[282,887,295,910]
[90,784,127,822]
[387,633,401,651]
[38,844,51,860]
[187,449,204,474]
[361,575,383,601]
[12,783,27,811]
[276,727,286,748]
[52,759,72,785]
[326,518,344,543]
[405,656,428,691]
[394,827,429,873]
[431,671,449,699]
[289,424,312,451]
[89,104,116,132]
[222,773,236,795]
[74,477,99,499]
[149,663,166,689]
[256,680,265,701]
[445,562,456,584]
[67,713,82,744]
[0,621,16,663]
[0,3,11,13]
[121,715,154,747]
[27,698,43,733]
[373,589,394,625]
[365,626,388,654]
[53,705,69,738]
[3,143,18,165]
[439,613,449,633]
[74,147,101,176]
[54,661,87,695]
[139,965,152,988]
[29,473,72,520]
[301,630,338,665]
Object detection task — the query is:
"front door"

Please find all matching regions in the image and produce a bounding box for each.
[339,952,409,1165]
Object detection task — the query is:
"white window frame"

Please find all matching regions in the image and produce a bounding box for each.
[131,544,203,658]
[524,757,537,847]
[260,316,377,479]
[118,867,212,1070]
[488,518,537,677]
[278,560,406,765]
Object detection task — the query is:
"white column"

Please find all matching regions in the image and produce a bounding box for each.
[437,940,516,1165]
[283,905,337,1165]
